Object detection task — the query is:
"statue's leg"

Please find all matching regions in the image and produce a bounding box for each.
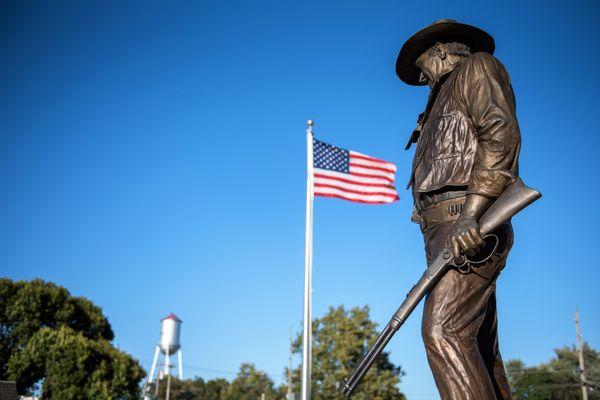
[420,221,513,400]
[478,293,513,400]
[477,222,514,399]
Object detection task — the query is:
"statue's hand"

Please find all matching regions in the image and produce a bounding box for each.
[449,216,484,264]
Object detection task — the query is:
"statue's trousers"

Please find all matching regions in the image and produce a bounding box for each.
[420,216,514,400]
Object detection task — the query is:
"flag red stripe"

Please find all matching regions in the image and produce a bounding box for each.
[314,173,396,189]
[350,153,389,164]
[349,162,396,173]
[315,193,397,204]
[314,183,398,198]
[348,171,394,183]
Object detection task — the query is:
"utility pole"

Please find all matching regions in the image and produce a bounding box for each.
[288,328,295,400]
[575,309,588,400]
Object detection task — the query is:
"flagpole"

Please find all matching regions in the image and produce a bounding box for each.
[301,119,315,400]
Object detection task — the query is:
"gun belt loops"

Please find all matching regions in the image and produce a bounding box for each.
[448,204,455,216]
[448,203,463,216]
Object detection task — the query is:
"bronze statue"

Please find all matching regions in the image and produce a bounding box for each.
[401,19,521,400]
[340,20,540,400]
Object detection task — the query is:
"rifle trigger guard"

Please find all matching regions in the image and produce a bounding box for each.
[450,234,500,274]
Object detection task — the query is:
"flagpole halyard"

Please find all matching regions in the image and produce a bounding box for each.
[301,119,315,400]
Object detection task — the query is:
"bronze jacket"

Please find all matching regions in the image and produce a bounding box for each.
[407,52,521,200]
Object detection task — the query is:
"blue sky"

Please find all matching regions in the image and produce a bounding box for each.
[1,1,599,399]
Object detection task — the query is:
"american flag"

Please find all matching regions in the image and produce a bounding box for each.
[312,139,399,204]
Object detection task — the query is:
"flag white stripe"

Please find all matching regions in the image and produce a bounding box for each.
[349,151,391,163]
[349,153,397,171]
[349,165,396,180]
[314,168,392,185]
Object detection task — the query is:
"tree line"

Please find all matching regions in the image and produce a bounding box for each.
[152,305,406,400]
[1,278,597,399]
[0,279,404,399]
[506,344,600,400]
[152,342,600,400]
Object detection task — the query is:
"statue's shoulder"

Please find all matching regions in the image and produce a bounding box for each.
[456,52,509,82]
[470,51,498,63]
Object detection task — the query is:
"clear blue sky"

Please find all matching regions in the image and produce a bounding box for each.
[1,1,598,399]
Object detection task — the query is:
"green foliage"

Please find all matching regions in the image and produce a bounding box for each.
[227,363,276,400]
[153,376,229,400]
[151,365,274,400]
[0,279,113,376]
[290,305,405,400]
[207,378,231,400]
[149,307,405,400]
[9,326,144,400]
[507,343,600,399]
[0,278,144,398]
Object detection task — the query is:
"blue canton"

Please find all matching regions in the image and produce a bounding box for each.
[313,139,350,173]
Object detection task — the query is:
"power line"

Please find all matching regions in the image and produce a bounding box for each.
[139,359,285,379]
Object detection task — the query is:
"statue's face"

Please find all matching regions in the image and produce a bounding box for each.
[415,43,451,87]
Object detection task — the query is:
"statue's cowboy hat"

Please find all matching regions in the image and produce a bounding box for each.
[396,19,495,85]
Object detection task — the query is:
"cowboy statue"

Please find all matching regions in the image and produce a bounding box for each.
[398,20,521,399]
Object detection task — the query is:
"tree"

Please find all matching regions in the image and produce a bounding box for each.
[9,326,144,400]
[205,378,230,399]
[227,363,276,400]
[290,305,405,400]
[0,279,144,398]
[152,367,273,400]
[506,343,600,399]
[153,376,229,400]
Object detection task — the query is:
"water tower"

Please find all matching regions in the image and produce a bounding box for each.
[143,313,183,400]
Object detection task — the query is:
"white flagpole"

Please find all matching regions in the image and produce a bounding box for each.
[301,119,315,400]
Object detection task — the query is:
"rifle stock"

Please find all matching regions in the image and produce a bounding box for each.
[340,178,541,396]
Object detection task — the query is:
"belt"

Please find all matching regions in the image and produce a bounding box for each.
[419,197,466,232]
[415,189,467,212]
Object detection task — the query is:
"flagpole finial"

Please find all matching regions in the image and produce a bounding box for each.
[307,119,314,127]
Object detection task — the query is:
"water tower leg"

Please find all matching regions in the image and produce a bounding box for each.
[178,350,183,380]
[143,345,161,400]
[166,373,172,400]
[154,368,161,399]
[164,347,170,375]
[148,345,160,383]
[165,347,171,400]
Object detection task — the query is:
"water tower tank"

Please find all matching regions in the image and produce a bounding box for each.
[159,313,182,355]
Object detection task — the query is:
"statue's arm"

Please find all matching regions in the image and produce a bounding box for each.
[449,53,522,261]
[456,52,522,198]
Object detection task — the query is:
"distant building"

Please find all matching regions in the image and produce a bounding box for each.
[0,381,17,400]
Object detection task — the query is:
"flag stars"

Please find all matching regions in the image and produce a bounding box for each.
[313,139,350,173]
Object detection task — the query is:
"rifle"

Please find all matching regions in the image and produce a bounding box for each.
[340,178,541,397]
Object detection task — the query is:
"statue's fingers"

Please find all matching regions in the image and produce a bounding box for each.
[471,227,484,247]
[451,238,463,264]
[459,232,475,250]
[458,235,476,257]
[466,231,482,254]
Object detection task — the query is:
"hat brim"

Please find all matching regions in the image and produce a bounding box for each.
[396,21,495,85]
